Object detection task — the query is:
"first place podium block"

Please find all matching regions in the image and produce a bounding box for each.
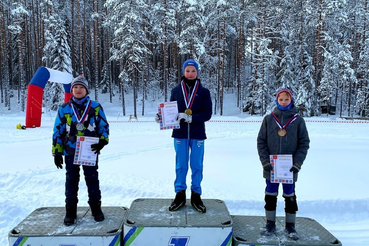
[9,206,128,246]
[123,198,233,246]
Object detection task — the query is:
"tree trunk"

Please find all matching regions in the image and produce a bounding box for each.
[77,0,84,74]
[141,70,147,116]
[313,0,324,113]
[220,19,226,115]
[18,30,26,111]
[93,0,99,102]
[0,1,5,105]
[120,61,126,117]
[133,69,137,118]
[71,0,76,75]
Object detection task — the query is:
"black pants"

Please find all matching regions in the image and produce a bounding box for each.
[64,155,101,205]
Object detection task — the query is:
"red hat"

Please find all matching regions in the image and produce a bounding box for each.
[276,88,293,100]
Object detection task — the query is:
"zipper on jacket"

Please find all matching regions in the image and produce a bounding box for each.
[185,83,193,140]
[279,112,284,153]
[187,122,190,139]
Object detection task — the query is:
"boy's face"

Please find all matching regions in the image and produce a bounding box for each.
[277,92,291,107]
[184,65,197,80]
[72,85,87,99]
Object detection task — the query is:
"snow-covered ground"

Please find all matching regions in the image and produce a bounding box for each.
[1,95,368,245]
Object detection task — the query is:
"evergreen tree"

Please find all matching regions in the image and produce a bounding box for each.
[42,2,72,112]
[1,0,369,117]
[296,51,315,117]
[49,17,72,111]
[105,0,152,116]
[147,0,178,101]
[8,1,29,111]
[319,0,357,117]
[178,0,205,58]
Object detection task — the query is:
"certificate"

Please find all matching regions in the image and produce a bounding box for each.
[73,136,99,166]
[270,154,293,183]
[157,101,180,130]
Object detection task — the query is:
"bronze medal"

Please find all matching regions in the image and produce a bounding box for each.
[185,108,192,115]
[278,129,286,137]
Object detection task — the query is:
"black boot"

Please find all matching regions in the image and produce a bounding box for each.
[64,204,77,226]
[169,190,186,211]
[260,220,276,235]
[285,222,299,240]
[88,201,105,222]
[190,191,206,213]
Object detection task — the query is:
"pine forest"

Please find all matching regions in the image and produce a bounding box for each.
[0,0,369,118]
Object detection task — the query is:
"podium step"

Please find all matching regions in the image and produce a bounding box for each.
[232,215,342,246]
[123,198,233,246]
[9,206,128,246]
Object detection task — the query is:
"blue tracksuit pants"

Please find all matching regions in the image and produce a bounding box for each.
[174,138,204,194]
[265,179,295,197]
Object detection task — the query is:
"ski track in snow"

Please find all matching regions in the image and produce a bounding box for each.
[100,143,173,162]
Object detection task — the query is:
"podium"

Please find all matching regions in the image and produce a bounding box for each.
[9,200,342,246]
[123,198,233,246]
[232,215,342,246]
[8,206,128,246]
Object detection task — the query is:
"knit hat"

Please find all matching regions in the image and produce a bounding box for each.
[276,88,293,100]
[71,75,89,94]
[182,59,199,74]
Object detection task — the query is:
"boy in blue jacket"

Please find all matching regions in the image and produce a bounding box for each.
[257,88,310,240]
[52,75,109,226]
[167,59,212,213]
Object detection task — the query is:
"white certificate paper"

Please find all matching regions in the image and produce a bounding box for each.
[74,136,99,166]
[158,101,180,130]
[270,154,293,183]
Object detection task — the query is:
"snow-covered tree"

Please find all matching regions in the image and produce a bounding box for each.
[105,0,152,116]
[1,0,369,117]
[296,50,315,117]
[147,0,178,101]
[8,1,29,111]
[0,1,11,110]
[41,1,72,112]
[178,0,206,58]
[319,0,357,117]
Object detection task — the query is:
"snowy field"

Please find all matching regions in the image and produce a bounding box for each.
[0,96,369,245]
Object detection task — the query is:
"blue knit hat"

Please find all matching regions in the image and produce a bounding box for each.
[182,59,199,74]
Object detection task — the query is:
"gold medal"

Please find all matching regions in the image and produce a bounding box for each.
[185,109,192,115]
[278,129,286,137]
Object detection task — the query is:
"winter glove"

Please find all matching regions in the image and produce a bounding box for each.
[290,163,301,173]
[262,162,273,171]
[176,113,192,123]
[91,139,108,154]
[155,113,161,123]
[54,155,63,169]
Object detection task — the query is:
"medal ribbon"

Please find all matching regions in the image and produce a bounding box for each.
[70,99,92,124]
[181,80,199,110]
[271,112,299,130]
